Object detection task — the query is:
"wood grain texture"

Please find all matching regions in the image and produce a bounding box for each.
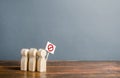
[0,60,120,78]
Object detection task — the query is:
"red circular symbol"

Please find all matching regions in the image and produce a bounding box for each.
[48,44,54,52]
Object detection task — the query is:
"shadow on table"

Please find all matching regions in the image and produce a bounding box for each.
[1,66,20,70]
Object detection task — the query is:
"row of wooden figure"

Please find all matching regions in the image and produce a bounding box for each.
[20,48,47,72]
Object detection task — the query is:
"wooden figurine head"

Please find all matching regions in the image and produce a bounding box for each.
[37,49,47,58]
[29,48,37,57]
[21,49,29,56]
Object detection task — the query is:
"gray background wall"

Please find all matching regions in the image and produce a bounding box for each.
[0,0,120,60]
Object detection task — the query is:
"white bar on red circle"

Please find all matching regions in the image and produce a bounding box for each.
[45,41,56,54]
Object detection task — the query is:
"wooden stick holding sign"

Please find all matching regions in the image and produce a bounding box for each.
[45,41,56,61]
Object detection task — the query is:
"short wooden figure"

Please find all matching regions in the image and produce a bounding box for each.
[28,48,37,72]
[20,49,29,71]
[37,49,47,72]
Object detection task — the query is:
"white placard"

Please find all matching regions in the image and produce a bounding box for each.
[45,41,56,54]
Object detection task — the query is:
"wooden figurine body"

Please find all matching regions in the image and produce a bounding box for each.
[21,49,29,71]
[28,48,37,72]
[37,49,47,72]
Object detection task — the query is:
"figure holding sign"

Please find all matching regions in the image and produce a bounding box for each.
[37,49,47,72]
[45,41,56,60]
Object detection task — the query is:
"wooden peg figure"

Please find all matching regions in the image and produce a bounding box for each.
[37,49,47,72]
[20,49,29,71]
[28,48,37,72]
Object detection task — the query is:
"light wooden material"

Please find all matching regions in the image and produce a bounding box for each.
[37,49,47,72]
[20,49,29,71]
[28,48,37,72]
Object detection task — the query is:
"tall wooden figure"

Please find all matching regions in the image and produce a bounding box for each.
[21,49,29,71]
[37,49,47,72]
[28,48,37,72]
